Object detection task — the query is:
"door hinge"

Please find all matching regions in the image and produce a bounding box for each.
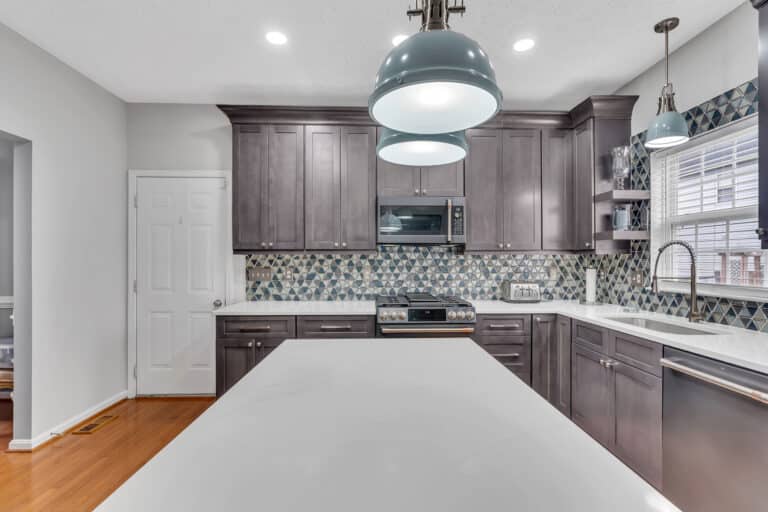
[133,280,137,293]
[133,365,137,379]
[133,194,138,208]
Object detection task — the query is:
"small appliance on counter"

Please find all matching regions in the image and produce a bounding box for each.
[375,293,476,337]
[500,281,542,303]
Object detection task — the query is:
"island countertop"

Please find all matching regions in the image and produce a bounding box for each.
[98,338,677,512]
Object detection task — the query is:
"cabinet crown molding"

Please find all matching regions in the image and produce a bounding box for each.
[752,0,768,9]
[569,95,639,127]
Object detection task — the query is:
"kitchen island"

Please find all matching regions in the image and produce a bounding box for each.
[98,338,676,511]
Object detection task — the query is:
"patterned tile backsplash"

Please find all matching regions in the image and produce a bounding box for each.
[246,78,766,332]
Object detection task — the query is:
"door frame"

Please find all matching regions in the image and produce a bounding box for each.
[127,170,234,398]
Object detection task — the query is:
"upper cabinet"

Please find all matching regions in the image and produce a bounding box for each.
[305,125,377,251]
[542,129,575,251]
[572,119,595,251]
[377,128,464,197]
[232,124,304,252]
[466,128,541,251]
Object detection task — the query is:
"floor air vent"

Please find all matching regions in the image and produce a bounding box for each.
[72,414,117,435]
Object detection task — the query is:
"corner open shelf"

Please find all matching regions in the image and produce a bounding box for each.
[595,230,649,241]
[594,190,650,203]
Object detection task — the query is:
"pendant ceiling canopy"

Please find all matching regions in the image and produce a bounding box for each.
[377,128,468,167]
[369,0,502,135]
[646,17,690,149]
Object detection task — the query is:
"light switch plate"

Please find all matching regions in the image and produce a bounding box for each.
[247,267,272,282]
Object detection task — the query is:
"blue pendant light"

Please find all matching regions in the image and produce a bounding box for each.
[377,128,468,166]
[369,0,502,135]
[646,18,689,149]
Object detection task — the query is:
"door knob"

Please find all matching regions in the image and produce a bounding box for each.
[213,299,223,308]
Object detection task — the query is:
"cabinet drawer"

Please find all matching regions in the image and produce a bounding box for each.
[611,331,662,377]
[482,342,531,385]
[217,316,296,339]
[572,320,609,353]
[297,316,375,338]
[476,315,531,336]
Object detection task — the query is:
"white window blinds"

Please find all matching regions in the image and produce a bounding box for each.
[651,116,764,296]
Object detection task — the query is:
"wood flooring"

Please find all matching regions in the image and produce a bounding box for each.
[0,397,213,511]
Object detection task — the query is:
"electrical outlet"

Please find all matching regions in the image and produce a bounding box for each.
[630,271,644,287]
[247,266,272,282]
[284,269,295,282]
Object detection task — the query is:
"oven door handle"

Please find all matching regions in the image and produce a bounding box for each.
[447,198,453,243]
[380,326,475,335]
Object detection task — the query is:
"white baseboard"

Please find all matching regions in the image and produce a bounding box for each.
[8,390,128,451]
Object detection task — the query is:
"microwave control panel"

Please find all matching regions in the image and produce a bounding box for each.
[452,206,465,236]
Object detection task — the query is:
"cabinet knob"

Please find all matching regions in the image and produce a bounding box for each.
[341,242,347,248]
[506,243,511,249]
[268,242,273,248]
[498,243,504,249]
[422,189,427,196]
[334,242,339,247]
[256,341,262,348]
[247,341,254,348]
[585,242,591,248]
[261,242,267,248]
[414,188,420,195]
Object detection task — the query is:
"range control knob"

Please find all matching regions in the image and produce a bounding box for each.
[466,311,475,320]
[398,311,407,320]
[457,311,466,320]
[380,311,390,321]
[447,311,457,320]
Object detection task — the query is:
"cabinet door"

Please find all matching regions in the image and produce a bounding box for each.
[502,129,542,250]
[613,363,662,489]
[340,126,376,250]
[573,119,595,250]
[552,315,572,417]
[376,128,420,196]
[268,125,304,250]
[420,161,464,196]
[232,125,269,251]
[216,338,256,396]
[305,125,341,250]
[572,343,614,449]
[466,129,504,250]
[542,129,574,250]
[532,315,556,401]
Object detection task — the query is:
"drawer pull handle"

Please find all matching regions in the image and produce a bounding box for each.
[489,324,520,330]
[320,325,353,331]
[237,326,272,333]
[495,353,521,358]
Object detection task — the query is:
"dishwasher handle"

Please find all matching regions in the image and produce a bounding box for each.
[661,357,768,406]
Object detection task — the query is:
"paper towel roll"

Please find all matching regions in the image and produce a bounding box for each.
[585,268,597,304]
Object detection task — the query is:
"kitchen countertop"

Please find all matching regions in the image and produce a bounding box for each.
[215,300,376,316]
[97,338,677,512]
[215,299,768,374]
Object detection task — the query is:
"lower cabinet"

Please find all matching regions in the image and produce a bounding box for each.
[532,315,572,417]
[571,321,663,489]
[216,338,257,397]
[297,316,375,338]
[473,314,532,384]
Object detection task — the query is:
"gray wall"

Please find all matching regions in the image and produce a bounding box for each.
[617,2,758,135]
[0,139,12,297]
[0,21,127,443]
[127,104,231,170]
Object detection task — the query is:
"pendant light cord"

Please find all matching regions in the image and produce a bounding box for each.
[665,27,670,86]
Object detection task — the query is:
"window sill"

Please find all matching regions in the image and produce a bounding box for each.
[658,280,768,303]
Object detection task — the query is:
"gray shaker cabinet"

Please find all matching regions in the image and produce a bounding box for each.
[306,125,376,250]
[542,129,575,250]
[232,124,304,252]
[420,162,464,196]
[573,119,595,251]
[572,341,615,448]
[465,129,504,250]
[532,314,557,401]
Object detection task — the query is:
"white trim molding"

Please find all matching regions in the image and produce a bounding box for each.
[0,296,13,308]
[127,170,235,398]
[8,390,128,451]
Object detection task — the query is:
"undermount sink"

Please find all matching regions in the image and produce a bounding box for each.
[605,317,717,336]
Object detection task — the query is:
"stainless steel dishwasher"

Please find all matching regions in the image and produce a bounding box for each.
[662,348,768,512]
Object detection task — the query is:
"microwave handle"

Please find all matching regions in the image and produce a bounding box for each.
[447,198,453,243]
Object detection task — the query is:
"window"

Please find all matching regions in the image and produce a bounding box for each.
[650,115,764,300]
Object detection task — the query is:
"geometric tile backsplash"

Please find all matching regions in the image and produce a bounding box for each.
[246,78,766,332]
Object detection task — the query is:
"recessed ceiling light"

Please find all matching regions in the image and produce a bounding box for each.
[392,34,409,47]
[513,38,535,52]
[266,31,288,46]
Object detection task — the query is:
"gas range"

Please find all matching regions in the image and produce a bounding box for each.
[375,293,476,337]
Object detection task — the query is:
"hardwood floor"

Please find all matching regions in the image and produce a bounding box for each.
[0,397,213,511]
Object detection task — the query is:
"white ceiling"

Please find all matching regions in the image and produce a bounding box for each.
[0,0,745,109]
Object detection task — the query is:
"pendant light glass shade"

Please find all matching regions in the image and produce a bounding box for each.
[377,128,468,167]
[645,18,689,150]
[369,30,502,134]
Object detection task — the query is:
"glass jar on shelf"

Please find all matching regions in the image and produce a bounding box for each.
[611,145,631,190]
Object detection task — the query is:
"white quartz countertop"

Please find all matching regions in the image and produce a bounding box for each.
[472,300,768,374]
[98,338,677,512]
[215,300,376,316]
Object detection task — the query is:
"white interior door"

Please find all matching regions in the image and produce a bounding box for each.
[136,177,227,395]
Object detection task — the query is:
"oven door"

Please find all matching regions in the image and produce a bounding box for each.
[377,324,476,338]
[377,197,464,244]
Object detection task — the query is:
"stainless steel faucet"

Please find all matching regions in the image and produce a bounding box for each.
[651,240,701,323]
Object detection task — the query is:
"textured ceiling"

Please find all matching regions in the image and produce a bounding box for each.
[0,0,746,109]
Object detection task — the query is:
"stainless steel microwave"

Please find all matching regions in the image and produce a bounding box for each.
[377,197,466,245]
